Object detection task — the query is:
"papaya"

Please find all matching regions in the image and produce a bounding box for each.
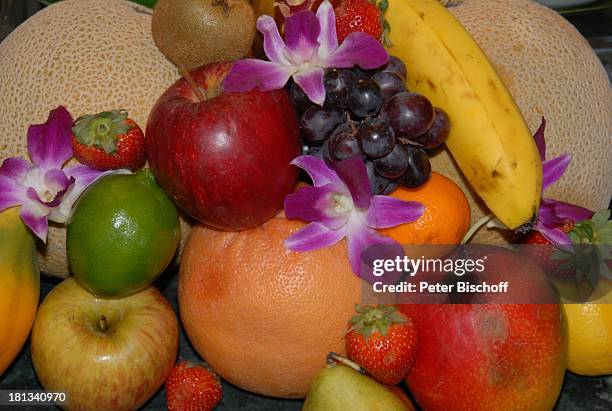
[0,207,40,375]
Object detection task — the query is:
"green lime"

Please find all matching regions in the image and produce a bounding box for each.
[67,169,179,297]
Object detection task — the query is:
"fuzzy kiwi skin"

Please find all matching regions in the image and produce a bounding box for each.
[152,0,256,69]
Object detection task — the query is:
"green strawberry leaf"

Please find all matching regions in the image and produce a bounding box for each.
[591,209,610,227]
[376,322,389,337]
[569,230,580,244]
[348,305,406,342]
[372,0,393,47]
[378,0,389,13]
[551,208,612,288]
[575,265,584,283]
[601,258,611,279]
[551,248,572,260]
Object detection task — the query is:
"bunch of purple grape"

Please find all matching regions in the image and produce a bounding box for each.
[290,56,450,195]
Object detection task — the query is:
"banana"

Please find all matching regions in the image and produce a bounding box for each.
[0,207,40,375]
[385,0,542,230]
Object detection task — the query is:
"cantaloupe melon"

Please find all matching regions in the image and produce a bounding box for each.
[0,0,191,277]
[433,0,611,243]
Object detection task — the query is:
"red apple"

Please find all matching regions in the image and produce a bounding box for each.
[399,247,567,411]
[31,278,178,411]
[146,62,300,231]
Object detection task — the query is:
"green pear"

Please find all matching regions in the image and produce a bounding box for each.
[303,363,409,411]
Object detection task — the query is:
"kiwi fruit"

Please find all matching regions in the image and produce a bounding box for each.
[152,0,257,69]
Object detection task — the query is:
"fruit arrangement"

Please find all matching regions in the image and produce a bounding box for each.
[0,0,610,410]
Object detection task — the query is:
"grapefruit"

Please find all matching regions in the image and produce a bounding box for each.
[179,215,362,398]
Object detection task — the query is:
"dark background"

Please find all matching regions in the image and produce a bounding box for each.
[0,1,611,410]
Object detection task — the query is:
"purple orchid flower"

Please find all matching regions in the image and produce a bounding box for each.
[0,106,123,242]
[223,0,388,106]
[283,156,424,277]
[533,118,593,246]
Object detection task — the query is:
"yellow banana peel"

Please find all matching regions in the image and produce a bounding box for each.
[385,0,542,230]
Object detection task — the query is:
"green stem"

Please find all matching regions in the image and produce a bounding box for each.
[461,213,495,244]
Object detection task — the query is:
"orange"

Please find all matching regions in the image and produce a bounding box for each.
[178,215,362,399]
[382,172,470,246]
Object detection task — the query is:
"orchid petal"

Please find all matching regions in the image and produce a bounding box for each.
[541,198,593,223]
[27,106,74,170]
[535,220,572,247]
[346,216,403,279]
[366,195,425,229]
[64,164,113,191]
[292,67,326,106]
[223,59,294,93]
[533,117,546,160]
[291,155,342,186]
[542,154,571,192]
[0,174,27,213]
[316,0,338,60]
[328,157,371,209]
[285,222,346,252]
[537,200,563,227]
[324,32,388,69]
[284,183,349,230]
[43,169,72,194]
[20,203,49,242]
[285,10,320,62]
[257,15,293,66]
[26,177,73,208]
[0,157,32,181]
[48,166,126,223]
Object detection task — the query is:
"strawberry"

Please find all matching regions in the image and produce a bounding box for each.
[334,0,384,43]
[521,210,612,285]
[345,304,417,385]
[521,220,576,277]
[166,361,222,411]
[71,110,146,171]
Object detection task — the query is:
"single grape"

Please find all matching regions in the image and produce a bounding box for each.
[399,146,431,188]
[372,71,406,101]
[381,56,407,80]
[351,66,373,81]
[366,161,391,195]
[374,143,409,179]
[324,68,354,109]
[289,82,313,113]
[348,79,384,118]
[300,106,344,146]
[356,117,396,158]
[381,92,435,138]
[329,123,362,161]
[411,108,451,148]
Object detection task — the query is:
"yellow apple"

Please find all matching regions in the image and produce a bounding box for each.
[31,278,178,411]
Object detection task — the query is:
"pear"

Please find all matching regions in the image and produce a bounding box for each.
[303,360,409,411]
